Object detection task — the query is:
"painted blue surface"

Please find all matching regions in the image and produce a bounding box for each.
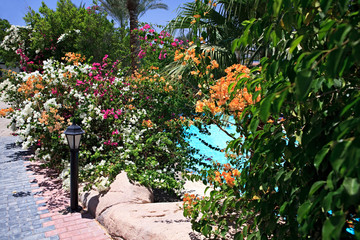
[185,119,239,169]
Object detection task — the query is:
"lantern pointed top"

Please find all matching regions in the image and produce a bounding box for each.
[64,122,85,150]
[64,122,85,136]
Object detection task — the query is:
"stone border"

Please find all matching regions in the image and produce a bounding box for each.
[80,172,207,240]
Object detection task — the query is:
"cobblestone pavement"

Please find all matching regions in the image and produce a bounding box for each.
[0,136,58,240]
[0,135,112,240]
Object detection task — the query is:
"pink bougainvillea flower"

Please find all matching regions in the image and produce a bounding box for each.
[76,80,85,86]
[171,42,177,47]
[112,129,119,135]
[138,50,146,59]
[149,29,155,33]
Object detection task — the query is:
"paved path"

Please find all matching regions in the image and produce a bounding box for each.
[0,136,57,240]
[0,103,112,239]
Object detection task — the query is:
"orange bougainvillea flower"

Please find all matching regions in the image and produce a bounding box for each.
[196,64,261,118]
[142,120,153,128]
[0,107,14,117]
[17,75,44,97]
[62,52,86,66]
[214,171,221,183]
[223,163,231,171]
[232,169,240,177]
[193,14,201,18]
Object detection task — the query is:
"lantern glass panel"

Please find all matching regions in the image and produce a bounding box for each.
[66,134,74,149]
[74,135,82,149]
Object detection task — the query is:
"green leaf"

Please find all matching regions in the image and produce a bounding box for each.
[275,169,285,182]
[340,97,360,116]
[273,0,283,17]
[284,170,293,182]
[319,20,335,40]
[297,201,312,222]
[320,0,333,13]
[279,201,288,215]
[202,225,211,237]
[327,48,345,78]
[259,94,273,122]
[295,52,310,71]
[273,87,288,114]
[249,118,259,134]
[220,197,230,215]
[309,181,326,197]
[330,141,350,173]
[231,38,241,53]
[326,171,336,191]
[314,145,330,170]
[228,82,236,93]
[322,214,346,240]
[289,35,304,54]
[305,51,325,69]
[295,69,312,100]
[234,232,243,240]
[343,177,360,196]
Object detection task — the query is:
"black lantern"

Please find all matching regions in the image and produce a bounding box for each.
[64,123,84,150]
[64,122,84,211]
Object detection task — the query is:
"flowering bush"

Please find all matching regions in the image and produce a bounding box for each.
[134,23,186,70]
[182,62,260,239]
[0,0,129,72]
[0,52,200,193]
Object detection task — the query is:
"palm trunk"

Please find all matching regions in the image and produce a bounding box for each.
[127,0,139,74]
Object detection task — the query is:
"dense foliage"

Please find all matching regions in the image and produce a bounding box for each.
[182,0,360,239]
[0,48,201,193]
[0,0,130,72]
[1,0,360,239]
[0,18,14,65]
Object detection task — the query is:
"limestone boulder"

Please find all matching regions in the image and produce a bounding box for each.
[94,172,154,217]
[97,202,204,240]
[80,172,210,240]
[80,190,99,217]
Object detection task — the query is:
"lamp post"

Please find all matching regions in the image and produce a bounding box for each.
[64,122,84,212]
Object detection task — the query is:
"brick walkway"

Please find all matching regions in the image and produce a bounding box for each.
[0,135,112,240]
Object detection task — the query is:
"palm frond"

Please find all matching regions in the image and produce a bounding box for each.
[99,0,128,27]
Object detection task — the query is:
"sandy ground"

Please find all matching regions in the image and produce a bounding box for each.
[0,101,13,137]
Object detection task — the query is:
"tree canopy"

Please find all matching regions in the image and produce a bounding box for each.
[181,0,360,239]
[0,0,130,71]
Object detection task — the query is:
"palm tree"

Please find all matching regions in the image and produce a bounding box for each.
[98,0,129,28]
[99,0,168,72]
[166,0,265,68]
